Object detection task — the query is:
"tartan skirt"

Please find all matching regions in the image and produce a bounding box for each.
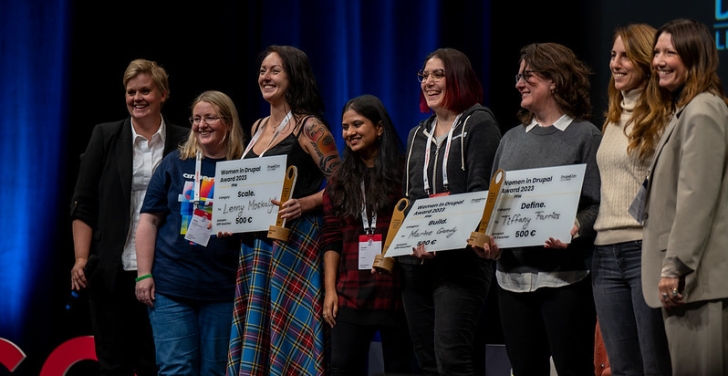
[227,213,326,376]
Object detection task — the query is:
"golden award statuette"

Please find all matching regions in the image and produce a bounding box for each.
[468,169,505,248]
[372,197,410,274]
[267,165,298,241]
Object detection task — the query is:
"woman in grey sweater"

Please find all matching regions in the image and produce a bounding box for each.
[489,42,601,376]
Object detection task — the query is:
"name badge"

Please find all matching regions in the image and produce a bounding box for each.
[358,234,382,270]
[629,178,648,224]
[185,208,212,246]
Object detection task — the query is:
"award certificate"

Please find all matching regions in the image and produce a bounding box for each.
[212,155,287,233]
[489,164,586,248]
[385,191,488,257]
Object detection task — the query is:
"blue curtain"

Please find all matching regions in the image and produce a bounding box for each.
[256,0,440,151]
[0,0,69,341]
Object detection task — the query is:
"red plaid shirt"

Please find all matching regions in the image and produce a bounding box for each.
[320,186,404,325]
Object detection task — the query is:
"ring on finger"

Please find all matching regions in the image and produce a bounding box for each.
[672,289,678,297]
[661,292,668,300]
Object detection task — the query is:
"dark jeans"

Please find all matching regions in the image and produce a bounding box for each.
[592,241,672,376]
[400,255,493,376]
[89,269,156,376]
[498,276,595,376]
[329,319,415,376]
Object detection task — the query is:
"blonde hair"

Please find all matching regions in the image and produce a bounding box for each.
[123,59,170,99]
[179,91,245,160]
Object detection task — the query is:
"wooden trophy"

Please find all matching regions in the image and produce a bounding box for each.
[372,197,410,274]
[468,169,505,248]
[267,165,298,241]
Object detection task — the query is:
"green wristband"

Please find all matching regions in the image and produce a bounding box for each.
[135,273,153,282]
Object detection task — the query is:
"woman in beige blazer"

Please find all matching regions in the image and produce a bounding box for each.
[642,19,728,375]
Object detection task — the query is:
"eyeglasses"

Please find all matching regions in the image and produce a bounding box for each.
[515,70,538,84]
[189,116,223,125]
[417,69,446,83]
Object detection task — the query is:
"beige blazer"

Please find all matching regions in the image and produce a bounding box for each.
[642,92,728,308]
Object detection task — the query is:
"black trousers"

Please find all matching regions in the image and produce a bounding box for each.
[498,276,596,376]
[400,257,493,376]
[88,268,156,376]
[329,318,415,376]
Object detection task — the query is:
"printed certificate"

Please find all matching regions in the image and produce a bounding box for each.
[489,164,586,248]
[385,191,488,257]
[212,155,287,233]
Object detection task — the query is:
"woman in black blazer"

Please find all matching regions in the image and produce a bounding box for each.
[69,58,188,376]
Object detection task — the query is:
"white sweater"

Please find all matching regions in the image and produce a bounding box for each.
[594,89,650,245]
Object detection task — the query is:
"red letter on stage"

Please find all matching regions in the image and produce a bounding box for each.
[39,336,97,376]
[0,338,26,372]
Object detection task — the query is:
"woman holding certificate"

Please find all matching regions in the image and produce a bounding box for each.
[320,94,414,375]
[591,24,672,376]
[401,47,501,375]
[134,90,244,375]
[642,19,728,375]
[488,43,601,376]
[227,45,340,376]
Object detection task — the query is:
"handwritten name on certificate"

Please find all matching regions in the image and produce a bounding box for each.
[489,164,586,248]
[212,155,287,233]
[384,191,488,257]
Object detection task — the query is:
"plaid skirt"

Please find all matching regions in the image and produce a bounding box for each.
[227,214,325,376]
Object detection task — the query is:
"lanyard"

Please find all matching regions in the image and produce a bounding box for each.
[193,150,202,208]
[360,181,377,235]
[422,113,461,194]
[242,111,292,158]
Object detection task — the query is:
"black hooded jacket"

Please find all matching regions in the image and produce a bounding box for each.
[404,103,501,201]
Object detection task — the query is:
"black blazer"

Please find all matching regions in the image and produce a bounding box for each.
[70,117,189,291]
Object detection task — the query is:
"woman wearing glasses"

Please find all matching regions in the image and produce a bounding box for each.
[134,90,245,375]
[227,45,340,376]
[486,43,601,376]
[401,47,501,375]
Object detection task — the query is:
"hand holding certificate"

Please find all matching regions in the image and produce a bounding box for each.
[384,164,587,256]
[384,191,488,257]
[488,164,586,248]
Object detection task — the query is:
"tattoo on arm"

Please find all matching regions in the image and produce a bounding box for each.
[304,118,341,180]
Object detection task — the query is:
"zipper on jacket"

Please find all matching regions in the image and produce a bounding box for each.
[431,137,442,195]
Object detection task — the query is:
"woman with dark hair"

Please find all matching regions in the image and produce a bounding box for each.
[642,19,728,375]
[402,47,501,375]
[321,94,414,376]
[592,23,672,376]
[227,45,341,376]
[487,43,601,376]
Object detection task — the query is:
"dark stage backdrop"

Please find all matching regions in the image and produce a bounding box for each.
[2,0,728,375]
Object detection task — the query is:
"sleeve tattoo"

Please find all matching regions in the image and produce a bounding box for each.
[304,118,340,179]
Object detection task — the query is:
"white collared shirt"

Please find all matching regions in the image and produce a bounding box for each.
[524,113,574,132]
[122,119,167,270]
